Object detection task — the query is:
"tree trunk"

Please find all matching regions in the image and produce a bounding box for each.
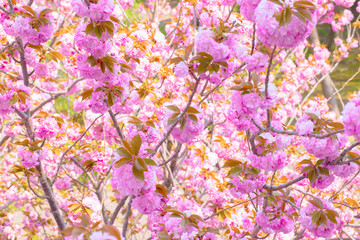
[309,28,340,115]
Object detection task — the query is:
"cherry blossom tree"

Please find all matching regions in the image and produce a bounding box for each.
[1,0,360,239]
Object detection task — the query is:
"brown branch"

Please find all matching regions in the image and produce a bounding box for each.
[224,3,236,23]
[0,136,10,147]
[109,196,128,225]
[122,195,134,238]
[264,175,306,191]
[153,74,200,154]
[108,108,124,140]
[27,175,48,199]
[30,78,84,116]
[51,114,104,185]
[204,197,258,221]
[159,143,182,166]
[15,35,66,232]
[332,142,360,165]
[16,38,30,87]
[329,169,360,200]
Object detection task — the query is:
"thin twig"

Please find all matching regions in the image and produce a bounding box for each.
[122,195,134,239]
[329,169,360,200]
[51,114,104,185]
[153,74,200,154]
[327,67,360,103]
[109,196,128,225]
[204,197,258,220]
[108,108,124,140]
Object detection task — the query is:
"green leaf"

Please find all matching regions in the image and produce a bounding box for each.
[298,159,313,166]
[134,157,147,171]
[300,165,312,174]
[348,151,360,159]
[18,91,30,104]
[268,0,282,6]
[94,27,103,40]
[318,167,329,176]
[222,159,241,168]
[128,116,142,125]
[108,92,114,107]
[39,8,53,17]
[309,196,323,209]
[315,159,324,167]
[187,114,198,124]
[227,166,243,177]
[197,52,213,60]
[217,61,228,68]
[186,107,200,114]
[130,134,142,156]
[328,122,344,131]
[167,113,180,126]
[120,62,133,71]
[325,210,338,224]
[144,158,157,166]
[114,158,131,168]
[279,6,292,27]
[311,210,321,226]
[306,112,319,121]
[166,105,181,113]
[116,147,132,159]
[184,44,194,60]
[308,169,319,184]
[156,184,168,198]
[121,139,133,154]
[101,225,122,240]
[197,59,211,75]
[169,57,184,65]
[293,0,317,9]
[132,165,145,182]
[21,5,35,16]
[99,61,106,73]
[110,16,120,24]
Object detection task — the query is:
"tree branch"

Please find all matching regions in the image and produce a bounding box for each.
[109,196,128,225]
[122,195,134,239]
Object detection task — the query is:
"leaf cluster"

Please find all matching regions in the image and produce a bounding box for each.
[114,134,157,182]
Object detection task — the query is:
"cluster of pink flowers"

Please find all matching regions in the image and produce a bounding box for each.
[236,0,262,21]
[296,113,315,135]
[299,200,341,238]
[331,9,354,31]
[195,29,230,63]
[17,147,48,168]
[163,106,204,144]
[34,118,60,139]
[249,151,286,172]
[334,0,356,8]
[302,134,348,160]
[72,0,115,22]
[111,162,164,214]
[251,0,316,48]
[245,51,269,73]
[310,174,335,189]
[342,94,360,141]
[227,83,277,131]
[1,6,54,45]
[111,163,156,198]
[0,90,14,116]
[174,61,189,78]
[329,162,359,178]
[297,112,348,160]
[75,23,113,59]
[256,211,294,234]
[230,174,266,197]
